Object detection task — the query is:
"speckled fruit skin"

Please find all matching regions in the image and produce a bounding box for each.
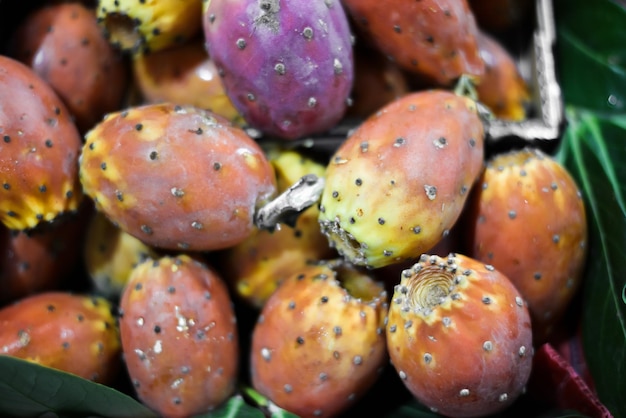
[84,211,159,299]
[97,0,203,54]
[341,0,484,86]
[0,55,83,231]
[131,39,244,126]
[464,147,588,343]
[119,254,239,417]
[0,292,121,385]
[475,30,530,121]
[250,262,388,418]
[346,44,410,119]
[9,2,128,134]
[79,103,277,251]
[220,148,335,309]
[203,0,354,140]
[387,253,533,417]
[318,90,485,269]
[0,207,88,304]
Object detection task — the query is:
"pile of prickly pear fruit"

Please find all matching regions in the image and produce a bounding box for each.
[0,0,613,417]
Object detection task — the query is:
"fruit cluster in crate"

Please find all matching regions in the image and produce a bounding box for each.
[0,0,601,417]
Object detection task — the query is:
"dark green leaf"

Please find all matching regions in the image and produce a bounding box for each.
[0,355,157,418]
[555,108,626,418]
[193,395,264,418]
[554,0,626,112]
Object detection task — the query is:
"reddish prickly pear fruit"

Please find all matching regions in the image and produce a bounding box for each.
[79,102,277,252]
[0,55,83,231]
[84,211,159,299]
[373,222,463,294]
[203,0,354,140]
[469,0,533,33]
[318,90,485,269]
[346,43,411,119]
[387,253,533,417]
[463,147,588,343]
[475,30,530,121]
[219,148,335,308]
[341,0,484,86]
[250,262,388,418]
[131,39,244,126]
[9,2,128,134]
[97,0,203,54]
[0,208,89,304]
[119,254,239,416]
[0,292,121,384]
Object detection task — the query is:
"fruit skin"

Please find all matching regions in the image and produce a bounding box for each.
[0,206,89,305]
[463,147,588,343]
[341,0,484,86]
[0,291,121,385]
[79,102,277,252]
[119,254,239,417]
[250,262,388,418]
[0,55,84,231]
[318,90,485,269]
[131,39,244,126]
[468,0,533,33]
[346,43,410,119]
[96,0,203,54]
[9,2,129,134]
[475,30,530,121]
[386,253,533,417]
[203,0,354,140]
[84,210,159,299]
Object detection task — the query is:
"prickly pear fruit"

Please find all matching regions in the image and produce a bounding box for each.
[341,0,484,86]
[463,147,587,343]
[131,39,243,125]
[0,55,83,231]
[0,207,89,304]
[0,292,121,384]
[219,148,335,308]
[469,0,533,33]
[475,30,530,121]
[203,0,354,140]
[9,1,128,133]
[84,211,159,299]
[346,43,410,119]
[250,262,388,418]
[119,254,239,416]
[96,0,203,54]
[79,102,277,251]
[318,90,485,269]
[387,253,533,417]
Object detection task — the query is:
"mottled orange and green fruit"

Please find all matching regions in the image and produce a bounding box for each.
[341,0,485,86]
[79,102,277,252]
[0,55,83,231]
[250,262,388,418]
[387,253,533,417]
[464,147,588,343]
[319,89,485,268]
[119,254,239,417]
[9,1,128,133]
[0,292,121,385]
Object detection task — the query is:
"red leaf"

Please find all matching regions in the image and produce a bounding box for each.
[528,343,612,418]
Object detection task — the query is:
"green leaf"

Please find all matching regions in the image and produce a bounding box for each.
[554,0,626,112]
[0,355,157,418]
[555,108,626,418]
[193,395,264,418]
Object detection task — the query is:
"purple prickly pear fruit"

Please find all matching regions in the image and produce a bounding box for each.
[203,0,354,140]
